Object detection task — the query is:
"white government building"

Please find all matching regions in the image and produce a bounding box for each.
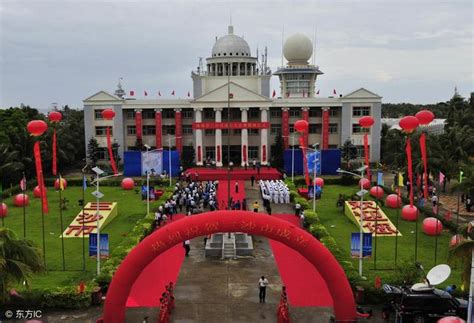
[83,25,382,167]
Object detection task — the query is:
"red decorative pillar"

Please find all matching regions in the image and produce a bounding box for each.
[174,108,183,154]
[302,107,309,147]
[135,109,143,141]
[155,109,162,149]
[322,107,330,149]
[282,107,289,149]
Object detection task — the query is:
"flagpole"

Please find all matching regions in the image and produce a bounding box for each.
[58,175,66,271]
[39,170,46,268]
[82,171,86,271]
[22,173,26,238]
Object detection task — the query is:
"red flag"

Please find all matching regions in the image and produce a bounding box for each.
[20,174,26,191]
[171,90,175,96]
[316,89,320,95]
[144,91,148,96]
[158,91,161,96]
[333,89,337,95]
[272,90,276,98]
[187,91,190,97]
[129,90,135,96]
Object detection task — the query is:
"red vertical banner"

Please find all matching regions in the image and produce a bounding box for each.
[419,133,429,200]
[34,142,48,213]
[197,146,202,162]
[52,129,57,176]
[106,127,118,175]
[243,145,247,162]
[322,108,329,149]
[155,111,162,149]
[135,111,143,140]
[299,136,311,187]
[216,145,221,162]
[282,109,289,148]
[363,133,371,180]
[262,145,266,162]
[175,111,183,154]
[302,108,309,147]
[406,137,414,206]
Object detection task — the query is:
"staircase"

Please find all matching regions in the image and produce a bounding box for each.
[222,234,236,259]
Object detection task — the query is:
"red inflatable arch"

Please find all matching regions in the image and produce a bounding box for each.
[103,211,356,322]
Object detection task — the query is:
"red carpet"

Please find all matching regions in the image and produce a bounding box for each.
[126,215,185,307]
[216,180,246,210]
[269,214,333,307]
[185,167,281,181]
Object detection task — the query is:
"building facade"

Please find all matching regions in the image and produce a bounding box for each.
[84,25,382,167]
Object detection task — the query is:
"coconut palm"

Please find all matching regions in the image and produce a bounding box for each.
[0,228,44,302]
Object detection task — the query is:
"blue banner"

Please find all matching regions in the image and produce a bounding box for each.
[377,171,384,186]
[89,233,109,258]
[350,232,372,258]
[307,151,321,175]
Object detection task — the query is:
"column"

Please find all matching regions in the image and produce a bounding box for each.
[174,108,183,155]
[194,108,203,166]
[302,107,309,147]
[214,108,223,167]
[260,107,269,165]
[154,109,162,149]
[240,107,249,166]
[135,109,143,142]
[322,107,330,149]
[282,107,290,149]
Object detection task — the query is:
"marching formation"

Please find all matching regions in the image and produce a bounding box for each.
[259,180,290,204]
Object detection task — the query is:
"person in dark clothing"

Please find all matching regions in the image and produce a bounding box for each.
[183,240,191,257]
[250,175,255,187]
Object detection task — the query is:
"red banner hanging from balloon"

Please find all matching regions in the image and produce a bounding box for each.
[262,145,266,162]
[216,145,221,162]
[299,136,310,187]
[322,108,330,149]
[363,133,371,180]
[419,133,429,200]
[106,127,118,175]
[135,111,142,140]
[34,142,48,213]
[302,109,309,147]
[243,145,247,162]
[155,111,162,149]
[405,137,414,206]
[197,146,202,163]
[52,129,57,176]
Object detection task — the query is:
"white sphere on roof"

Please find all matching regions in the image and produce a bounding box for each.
[283,33,313,65]
[212,25,251,58]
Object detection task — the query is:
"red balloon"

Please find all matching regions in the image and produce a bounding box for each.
[401,205,418,221]
[33,186,42,198]
[422,217,443,235]
[121,178,135,190]
[294,119,309,133]
[27,120,48,137]
[369,186,384,199]
[0,203,8,218]
[102,108,115,120]
[54,178,68,190]
[385,194,402,208]
[48,111,62,123]
[358,116,374,128]
[415,110,434,125]
[438,317,465,323]
[314,177,324,187]
[399,116,419,133]
[359,178,371,190]
[450,234,464,248]
[14,193,29,207]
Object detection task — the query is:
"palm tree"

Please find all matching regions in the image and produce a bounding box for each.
[0,228,44,303]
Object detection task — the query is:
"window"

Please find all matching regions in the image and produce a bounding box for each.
[204,109,215,119]
[249,129,259,135]
[182,109,193,119]
[163,125,175,135]
[222,129,229,135]
[94,109,104,120]
[352,124,370,134]
[353,106,371,117]
[329,123,338,134]
[205,129,215,136]
[95,126,110,136]
[142,110,155,119]
[271,124,282,135]
[309,124,321,134]
[270,109,282,118]
[97,148,107,160]
[289,125,295,133]
[205,146,215,159]
[127,125,136,136]
[330,109,339,117]
[124,110,135,119]
[143,125,156,135]
[162,110,175,119]
[182,125,193,135]
[309,108,321,117]
[233,129,241,135]
[249,108,260,119]
[248,146,259,159]
[289,107,301,117]
[328,144,338,149]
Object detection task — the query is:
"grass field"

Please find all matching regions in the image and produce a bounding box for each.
[1,185,163,289]
[315,185,462,287]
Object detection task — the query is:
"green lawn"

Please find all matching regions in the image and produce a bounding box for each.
[1,185,163,289]
[315,185,462,287]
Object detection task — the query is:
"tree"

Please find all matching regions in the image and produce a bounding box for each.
[271,134,285,169]
[87,138,99,166]
[112,142,121,165]
[340,139,358,167]
[0,228,44,302]
[181,146,195,169]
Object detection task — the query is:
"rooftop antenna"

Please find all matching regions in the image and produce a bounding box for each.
[312,26,317,65]
[281,25,285,67]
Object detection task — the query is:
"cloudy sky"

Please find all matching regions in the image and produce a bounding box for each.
[0,0,472,110]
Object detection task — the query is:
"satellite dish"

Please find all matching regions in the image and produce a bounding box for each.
[426,264,451,286]
[411,283,433,292]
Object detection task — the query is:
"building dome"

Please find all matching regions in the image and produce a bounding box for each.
[283,33,313,65]
[211,26,251,58]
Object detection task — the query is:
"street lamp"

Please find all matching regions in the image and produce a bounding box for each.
[144,144,151,215]
[91,166,104,276]
[337,166,368,278]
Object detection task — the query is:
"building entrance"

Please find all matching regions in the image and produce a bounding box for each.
[222,145,242,166]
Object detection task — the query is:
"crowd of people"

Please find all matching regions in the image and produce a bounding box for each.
[259,180,290,204]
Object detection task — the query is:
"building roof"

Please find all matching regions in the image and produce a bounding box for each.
[211,25,251,58]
